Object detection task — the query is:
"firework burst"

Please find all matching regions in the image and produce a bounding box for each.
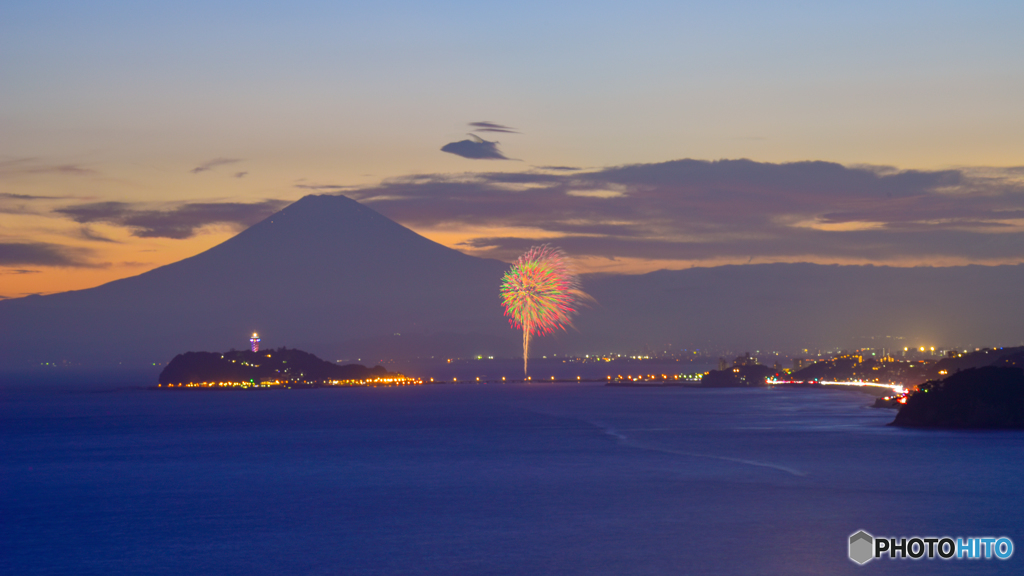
[500,245,591,375]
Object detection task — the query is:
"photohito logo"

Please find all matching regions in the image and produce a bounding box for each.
[848,530,1013,564]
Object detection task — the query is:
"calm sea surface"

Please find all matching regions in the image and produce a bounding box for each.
[2,379,1022,575]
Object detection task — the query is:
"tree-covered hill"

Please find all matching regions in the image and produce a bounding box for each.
[891,366,1024,428]
[158,347,392,386]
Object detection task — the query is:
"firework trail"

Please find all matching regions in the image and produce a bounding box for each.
[500,245,591,375]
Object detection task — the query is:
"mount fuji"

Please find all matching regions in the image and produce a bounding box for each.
[1,194,1021,370]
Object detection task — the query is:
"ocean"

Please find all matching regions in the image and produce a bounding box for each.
[2,376,1022,575]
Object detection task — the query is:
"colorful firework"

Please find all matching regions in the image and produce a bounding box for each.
[500,245,591,375]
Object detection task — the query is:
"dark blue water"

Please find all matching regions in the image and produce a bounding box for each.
[3,382,1022,575]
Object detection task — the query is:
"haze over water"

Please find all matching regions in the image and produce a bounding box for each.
[3,380,1021,575]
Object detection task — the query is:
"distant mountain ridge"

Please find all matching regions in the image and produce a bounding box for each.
[1,194,1022,370]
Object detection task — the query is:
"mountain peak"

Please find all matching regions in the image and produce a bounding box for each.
[162,193,492,278]
[257,194,391,229]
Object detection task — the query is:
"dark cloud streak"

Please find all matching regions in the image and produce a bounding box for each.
[79,226,119,243]
[0,192,75,200]
[295,183,353,192]
[191,158,242,174]
[0,159,96,176]
[535,165,582,171]
[345,158,1024,265]
[55,200,290,239]
[0,242,99,267]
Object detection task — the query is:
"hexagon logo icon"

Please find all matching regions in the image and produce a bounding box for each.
[849,530,874,565]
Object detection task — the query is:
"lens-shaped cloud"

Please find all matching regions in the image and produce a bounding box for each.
[441,134,510,160]
[468,121,518,134]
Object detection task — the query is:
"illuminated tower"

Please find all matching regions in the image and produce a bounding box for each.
[250,332,260,353]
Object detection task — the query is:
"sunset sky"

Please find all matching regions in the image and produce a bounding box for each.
[2,1,1022,298]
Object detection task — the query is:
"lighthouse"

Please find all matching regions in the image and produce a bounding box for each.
[250,332,261,353]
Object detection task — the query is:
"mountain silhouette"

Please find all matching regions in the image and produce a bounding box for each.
[1,194,1022,370]
[0,195,511,368]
